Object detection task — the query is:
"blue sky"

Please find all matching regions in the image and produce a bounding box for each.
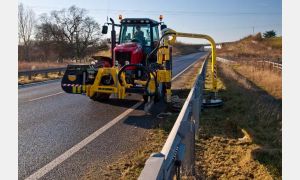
[19,0,282,44]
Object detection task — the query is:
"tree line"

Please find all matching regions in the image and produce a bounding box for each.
[18,3,108,62]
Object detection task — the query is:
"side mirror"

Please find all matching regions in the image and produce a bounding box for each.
[168,35,176,44]
[161,24,167,30]
[102,25,108,34]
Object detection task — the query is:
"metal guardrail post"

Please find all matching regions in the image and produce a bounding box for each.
[179,104,195,176]
[138,153,165,180]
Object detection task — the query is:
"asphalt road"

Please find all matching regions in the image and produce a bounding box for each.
[18,52,207,180]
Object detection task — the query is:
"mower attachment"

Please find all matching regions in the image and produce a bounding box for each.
[61,64,95,94]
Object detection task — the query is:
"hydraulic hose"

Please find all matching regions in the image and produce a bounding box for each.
[145,31,176,67]
[117,64,158,96]
[117,31,176,97]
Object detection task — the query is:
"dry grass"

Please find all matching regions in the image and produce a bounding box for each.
[18,72,63,84]
[18,61,67,71]
[172,56,206,90]
[102,125,172,179]
[93,49,111,57]
[218,34,282,62]
[195,62,282,179]
[234,63,282,99]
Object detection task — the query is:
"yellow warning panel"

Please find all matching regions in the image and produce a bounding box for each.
[72,86,76,93]
[77,86,81,93]
[68,75,77,82]
[157,70,171,83]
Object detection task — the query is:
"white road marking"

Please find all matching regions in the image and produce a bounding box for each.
[25,101,143,180]
[173,52,203,62]
[24,53,205,179]
[27,92,63,102]
[172,57,200,80]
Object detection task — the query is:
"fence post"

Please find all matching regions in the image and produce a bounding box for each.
[180,115,195,177]
[269,62,272,71]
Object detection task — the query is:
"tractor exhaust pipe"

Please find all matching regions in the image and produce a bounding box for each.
[110,18,116,63]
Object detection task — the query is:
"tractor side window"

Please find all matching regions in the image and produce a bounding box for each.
[152,26,159,47]
[120,26,134,43]
[142,27,151,46]
[152,26,159,41]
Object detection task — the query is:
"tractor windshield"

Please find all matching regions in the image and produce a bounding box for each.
[120,24,151,46]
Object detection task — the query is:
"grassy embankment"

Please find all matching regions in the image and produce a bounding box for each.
[195,34,282,179]
[218,33,282,99]
[195,60,281,179]
[218,33,282,62]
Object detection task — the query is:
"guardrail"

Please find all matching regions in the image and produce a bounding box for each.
[139,56,208,180]
[18,67,66,80]
[217,57,282,72]
[257,60,282,70]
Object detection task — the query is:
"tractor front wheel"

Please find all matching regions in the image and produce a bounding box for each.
[90,93,110,102]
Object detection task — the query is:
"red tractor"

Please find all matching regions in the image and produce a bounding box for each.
[100,17,167,70]
[61,16,170,104]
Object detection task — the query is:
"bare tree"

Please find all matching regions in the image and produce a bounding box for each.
[36,6,102,62]
[75,17,101,59]
[18,3,35,61]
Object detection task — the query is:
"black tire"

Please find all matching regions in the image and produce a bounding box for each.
[143,95,149,103]
[90,93,98,101]
[154,93,160,103]
[90,93,110,102]
[98,93,110,101]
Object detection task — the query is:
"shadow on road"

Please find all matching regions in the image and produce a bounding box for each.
[93,98,141,108]
[123,100,168,129]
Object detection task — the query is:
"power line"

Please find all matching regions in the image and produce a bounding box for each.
[28,6,281,16]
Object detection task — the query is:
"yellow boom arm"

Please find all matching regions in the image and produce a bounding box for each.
[161,29,218,93]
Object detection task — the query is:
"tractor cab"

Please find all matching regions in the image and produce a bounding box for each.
[113,18,163,67]
[119,18,160,54]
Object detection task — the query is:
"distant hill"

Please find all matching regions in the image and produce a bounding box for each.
[218,33,282,62]
[172,42,205,56]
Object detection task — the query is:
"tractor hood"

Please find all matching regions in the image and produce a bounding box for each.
[114,42,142,53]
[114,42,144,67]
